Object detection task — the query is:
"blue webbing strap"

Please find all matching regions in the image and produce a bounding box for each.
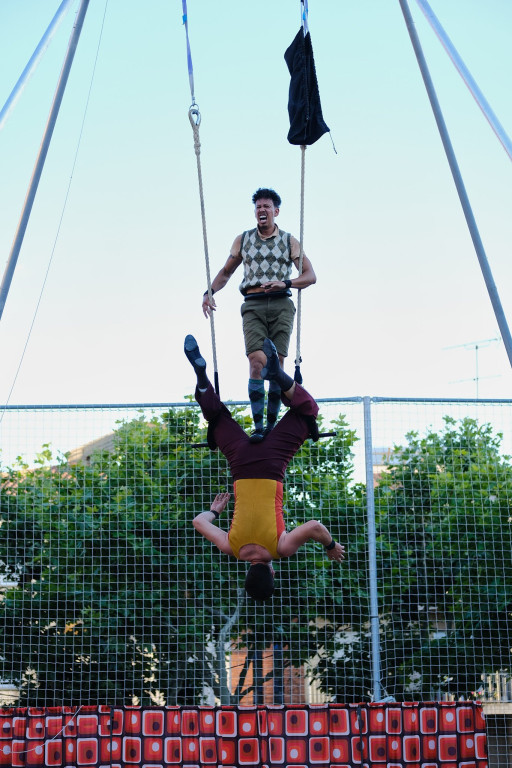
[182,0,195,106]
[301,0,309,35]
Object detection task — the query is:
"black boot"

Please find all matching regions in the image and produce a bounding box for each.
[261,338,294,392]
[184,335,209,389]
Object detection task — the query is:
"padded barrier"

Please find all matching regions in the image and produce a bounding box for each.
[0,701,487,767]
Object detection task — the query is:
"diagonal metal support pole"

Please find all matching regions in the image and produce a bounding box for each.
[0,0,90,322]
[414,0,512,162]
[0,0,76,131]
[398,0,512,369]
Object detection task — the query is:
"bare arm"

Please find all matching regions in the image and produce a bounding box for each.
[277,519,345,562]
[290,246,316,289]
[192,492,234,555]
[202,236,243,317]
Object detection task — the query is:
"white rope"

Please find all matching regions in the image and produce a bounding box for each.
[14,707,83,756]
[294,144,306,372]
[188,107,219,389]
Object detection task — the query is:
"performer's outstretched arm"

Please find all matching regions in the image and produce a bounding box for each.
[277,520,345,562]
[192,492,234,555]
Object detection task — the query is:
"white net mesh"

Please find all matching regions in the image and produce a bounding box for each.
[0,396,511,707]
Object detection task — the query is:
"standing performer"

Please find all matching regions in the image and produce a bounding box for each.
[202,188,316,442]
[185,334,344,602]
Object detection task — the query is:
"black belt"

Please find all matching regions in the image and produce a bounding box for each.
[243,290,292,301]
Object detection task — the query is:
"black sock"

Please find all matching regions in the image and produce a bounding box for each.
[248,378,265,432]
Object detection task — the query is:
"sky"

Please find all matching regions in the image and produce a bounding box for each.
[1,0,512,408]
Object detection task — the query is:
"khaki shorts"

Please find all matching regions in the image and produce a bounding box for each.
[240,296,296,357]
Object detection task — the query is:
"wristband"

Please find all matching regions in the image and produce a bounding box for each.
[325,539,336,551]
[210,509,220,519]
[284,279,292,289]
[203,289,215,297]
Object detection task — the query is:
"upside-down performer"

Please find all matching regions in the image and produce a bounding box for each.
[185,334,345,602]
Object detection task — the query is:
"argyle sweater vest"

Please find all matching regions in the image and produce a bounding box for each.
[238,228,293,294]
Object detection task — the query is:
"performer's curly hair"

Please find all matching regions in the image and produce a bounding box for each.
[252,188,281,208]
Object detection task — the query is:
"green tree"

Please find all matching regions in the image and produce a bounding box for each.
[0,405,361,705]
[0,406,227,705]
[317,416,512,701]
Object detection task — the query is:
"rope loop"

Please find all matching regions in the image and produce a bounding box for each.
[182,3,219,394]
[188,106,202,161]
[188,104,201,128]
[186,104,219,392]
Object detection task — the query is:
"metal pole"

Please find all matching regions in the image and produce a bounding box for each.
[0,0,90,322]
[253,648,263,704]
[273,642,284,704]
[398,0,512,370]
[414,0,512,162]
[475,345,479,399]
[363,396,382,702]
[0,0,76,131]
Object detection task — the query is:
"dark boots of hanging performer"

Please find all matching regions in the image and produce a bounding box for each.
[266,380,282,432]
[184,333,293,396]
[261,338,294,390]
[184,335,210,390]
[184,334,293,443]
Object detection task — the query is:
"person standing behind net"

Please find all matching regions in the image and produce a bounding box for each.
[184,333,344,602]
[202,188,316,443]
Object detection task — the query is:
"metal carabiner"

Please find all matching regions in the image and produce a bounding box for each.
[188,104,201,127]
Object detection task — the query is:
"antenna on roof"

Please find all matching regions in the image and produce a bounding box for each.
[444,336,501,398]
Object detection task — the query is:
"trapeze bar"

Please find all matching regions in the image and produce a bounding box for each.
[192,430,337,448]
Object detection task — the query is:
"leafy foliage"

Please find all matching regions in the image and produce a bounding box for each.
[318,416,512,701]
[0,406,359,705]
[2,408,510,705]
